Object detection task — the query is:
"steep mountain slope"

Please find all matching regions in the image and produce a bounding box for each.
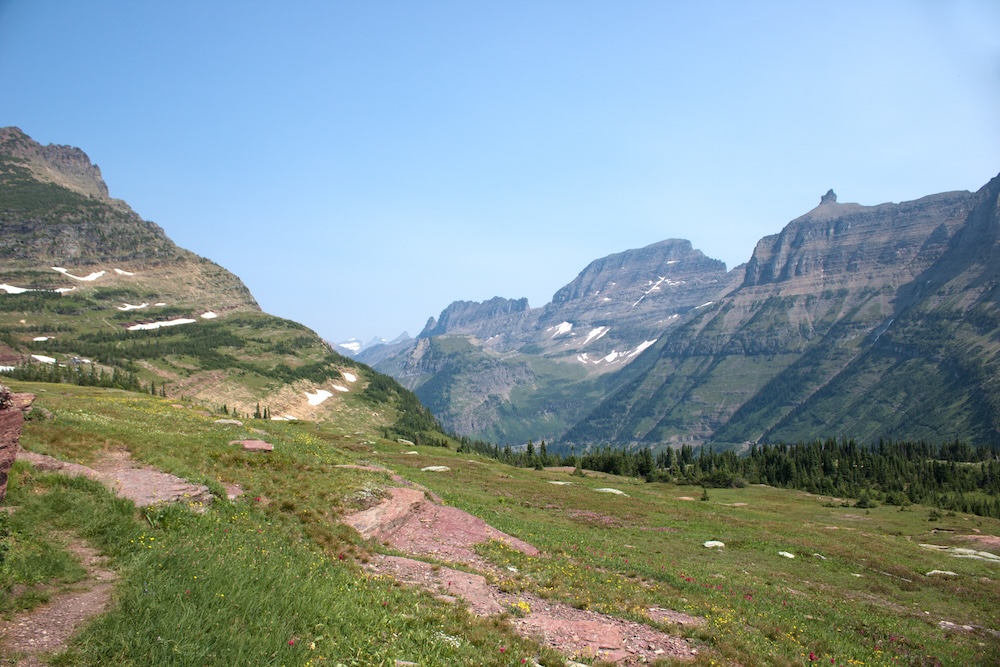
[755,174,1000,445]
[563,186,983,450]
[0,128,437,439]
[362,239,740,440]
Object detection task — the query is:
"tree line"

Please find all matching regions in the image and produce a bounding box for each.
[457,436,1000,519]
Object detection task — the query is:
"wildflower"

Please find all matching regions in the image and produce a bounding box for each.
[499,647,506,653]
[289,639,295,646]
[809,652,817,661]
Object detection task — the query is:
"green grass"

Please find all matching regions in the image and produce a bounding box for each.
[5,381,1000,666]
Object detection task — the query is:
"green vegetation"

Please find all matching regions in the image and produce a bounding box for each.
[463,436,1000,519]
[2,382,998,666]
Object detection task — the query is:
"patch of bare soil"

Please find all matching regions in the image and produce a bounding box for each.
[17,449,214,510]
[0,539,116,666]
[347,488,699,664]
[961,533,1000,549]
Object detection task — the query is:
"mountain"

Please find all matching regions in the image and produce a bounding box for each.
[333,332,411,359]
[367,177,1000,450]
[361,238,742,442]
[0,128,437,438]
[568,184,1000,449]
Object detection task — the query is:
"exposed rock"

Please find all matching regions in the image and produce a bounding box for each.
[703,540,725,549]
[229,439,273,452]
[778,551,796,559]
[215,418,244,426]
[17,450,214,509]
[0,384,33,502]
[420,465,450,472]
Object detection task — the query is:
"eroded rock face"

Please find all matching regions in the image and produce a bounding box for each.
[0,384,34,502]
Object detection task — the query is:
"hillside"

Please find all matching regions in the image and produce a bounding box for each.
[3,382,998,666]
[0,128,436,440]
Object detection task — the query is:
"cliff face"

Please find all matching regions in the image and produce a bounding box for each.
[0,127,110,199]
[563,183,1000,450]
[0,126,258,312]
[743,190,971,291]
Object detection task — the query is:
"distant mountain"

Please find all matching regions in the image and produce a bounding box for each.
[333,332,411,358]
[366,177,1000,450]
[0,128,437,439]
[363,238,741,442]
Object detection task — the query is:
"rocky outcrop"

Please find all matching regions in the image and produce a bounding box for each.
[419,297,536,341]
[0,126,109,200]
[0,384,34,502]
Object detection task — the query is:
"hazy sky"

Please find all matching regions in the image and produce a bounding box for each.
[2,1,998,343]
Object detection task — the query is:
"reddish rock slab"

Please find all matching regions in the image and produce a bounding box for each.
[344,487,539,567]
[0,390,34,503]
[228,439,273,452]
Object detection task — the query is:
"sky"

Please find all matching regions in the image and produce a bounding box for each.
[1,1,998,344]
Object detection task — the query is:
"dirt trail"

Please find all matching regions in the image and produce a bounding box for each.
[0,539,116,666]
[17,449,216,509]
[346,487,700,664]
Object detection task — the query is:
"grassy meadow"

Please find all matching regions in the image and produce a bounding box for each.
[2,381,999,666]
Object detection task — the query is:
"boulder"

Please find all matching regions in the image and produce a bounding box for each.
[0,384,34,502]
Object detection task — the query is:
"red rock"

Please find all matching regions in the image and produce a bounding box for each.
[228,439,273,452]
[0,387,34,502]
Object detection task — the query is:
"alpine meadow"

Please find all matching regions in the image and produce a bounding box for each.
[2,103,1000,667]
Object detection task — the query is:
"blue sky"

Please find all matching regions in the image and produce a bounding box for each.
[2,1,998,344]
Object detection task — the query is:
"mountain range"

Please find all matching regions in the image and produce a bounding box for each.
[360,177,1000,451]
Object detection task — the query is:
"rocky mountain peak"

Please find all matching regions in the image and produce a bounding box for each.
[1,126,111,200]
[820,189,837,205]
[420,297,532,338]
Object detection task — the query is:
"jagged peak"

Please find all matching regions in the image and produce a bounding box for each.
[820,189,837,205]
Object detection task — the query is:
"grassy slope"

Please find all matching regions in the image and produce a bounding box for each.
[3,382,998,666]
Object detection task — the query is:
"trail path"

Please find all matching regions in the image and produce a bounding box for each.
[17,449,216,508]
[0,539,116,666]
[345,485,700,664]
[0,449,220,665]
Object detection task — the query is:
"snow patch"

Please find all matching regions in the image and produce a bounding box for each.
[32,336,51,342]
[0,366,15,372]
[603,350,620,363]
[200,311,218,319]
[548,321,573,337]
[305,389,334,406]
[52,267,106,282]
[127,318,198,331]
[332,385,350,392]
[0,284,31,294]
[339,340,362,352]
[155,302,167,306]
[31,354,56,364]
[55,287,76,293]
[117,303,148,311]
[343,372,357,383]
[696,301,714,309]
[595,487,629,497]
[583,326,610,345]
[628,339,658,358]
[113,268,135,276]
